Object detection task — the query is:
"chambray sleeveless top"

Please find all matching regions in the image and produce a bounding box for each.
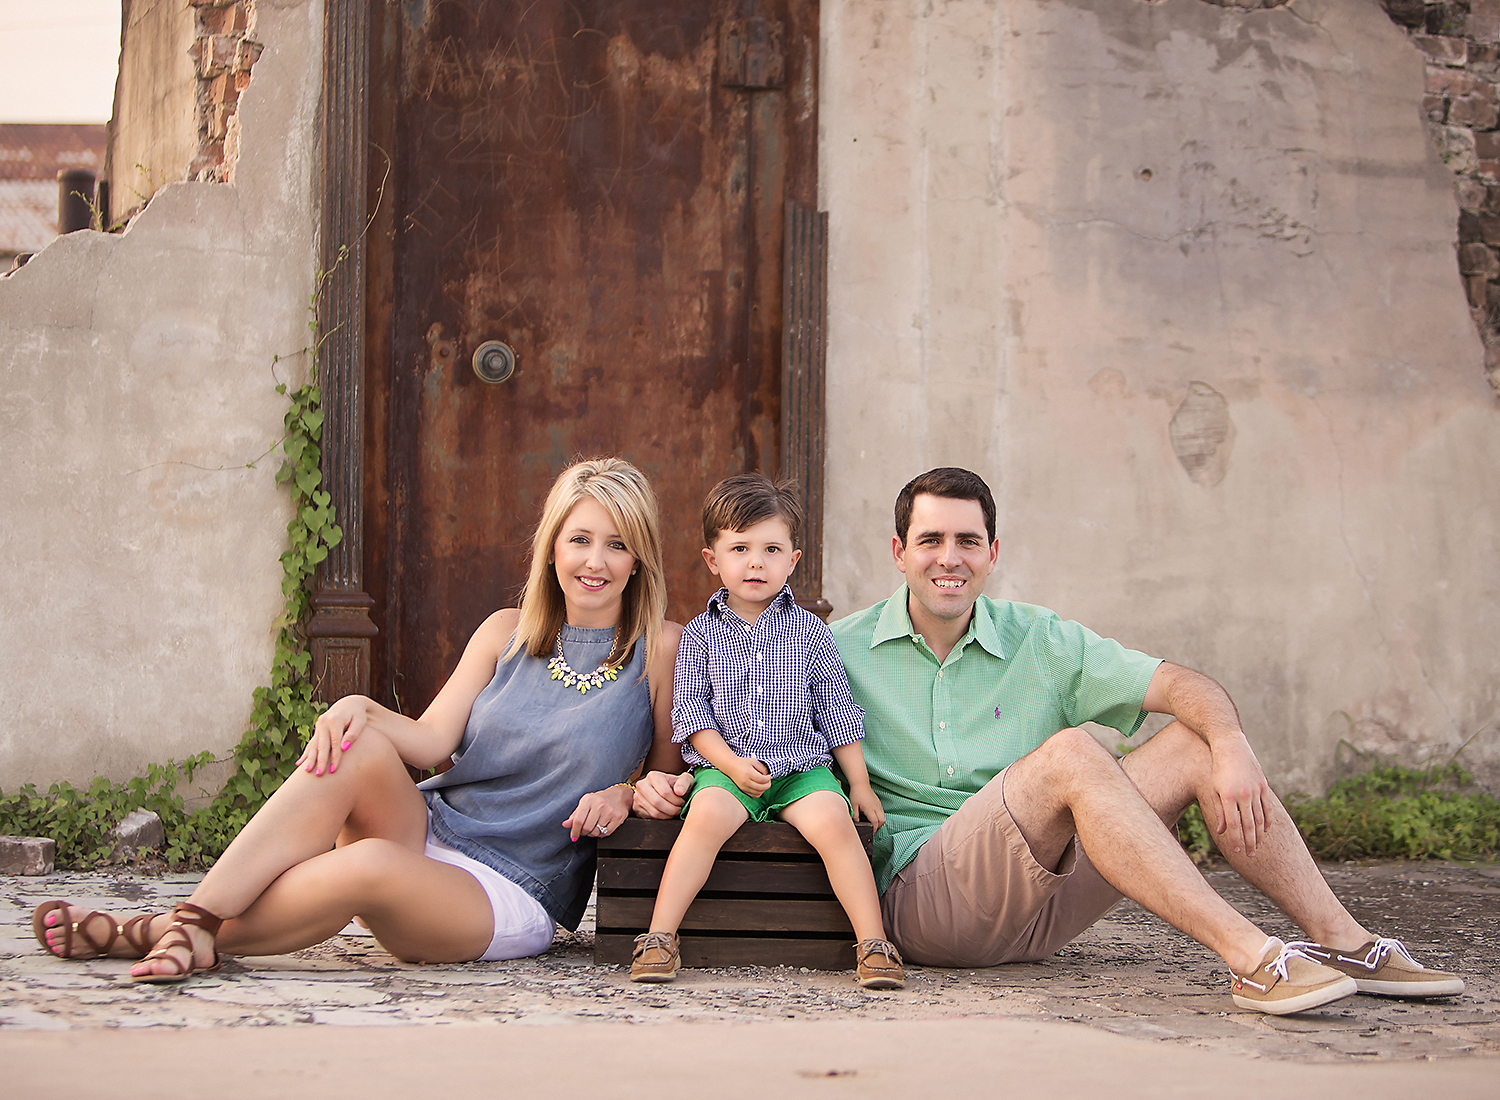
[419,624,653,929]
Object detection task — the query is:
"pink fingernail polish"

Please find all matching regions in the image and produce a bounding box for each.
[342,740,351,750]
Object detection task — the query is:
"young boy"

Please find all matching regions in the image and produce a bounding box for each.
[630,474,904,989]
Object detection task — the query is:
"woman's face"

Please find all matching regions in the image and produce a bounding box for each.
[552,496,638,627]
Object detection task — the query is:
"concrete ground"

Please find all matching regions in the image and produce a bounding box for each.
[2,860,1497,1097]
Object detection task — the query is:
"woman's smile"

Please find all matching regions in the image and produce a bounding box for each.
[552,496,637,627]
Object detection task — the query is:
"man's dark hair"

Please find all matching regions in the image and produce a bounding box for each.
[702,473,805,548]
[894,467,996,545]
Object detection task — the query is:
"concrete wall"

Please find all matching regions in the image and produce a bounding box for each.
[0,0,322,789]
[821,0,1500,793]
[105,0,198,221]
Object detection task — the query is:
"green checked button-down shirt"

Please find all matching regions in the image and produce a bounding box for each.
[831,585,1162,893]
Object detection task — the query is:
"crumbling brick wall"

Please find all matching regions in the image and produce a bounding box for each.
[188,0,265,184]
[1193,0,1500,395]
[1379,0,1500,395]
[105,0,265,225]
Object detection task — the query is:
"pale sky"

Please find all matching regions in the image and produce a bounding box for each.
[0,0,121,123]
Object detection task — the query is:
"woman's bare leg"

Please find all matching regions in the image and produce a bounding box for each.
[131,729,492,976]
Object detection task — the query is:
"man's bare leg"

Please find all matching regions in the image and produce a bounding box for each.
[1002,727,1273,976]
[1119,721,1372,950]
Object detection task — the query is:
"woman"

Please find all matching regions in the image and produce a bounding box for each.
[33,457,685,980]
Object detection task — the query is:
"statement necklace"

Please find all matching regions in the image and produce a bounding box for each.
[547,633,621,694]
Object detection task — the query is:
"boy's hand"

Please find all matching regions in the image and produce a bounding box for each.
[728,757,772,798]
[848,783,886,829]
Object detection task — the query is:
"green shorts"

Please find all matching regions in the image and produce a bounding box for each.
[681,764,851,822]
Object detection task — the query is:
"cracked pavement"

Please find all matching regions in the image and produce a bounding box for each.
[1,859,1495,1067]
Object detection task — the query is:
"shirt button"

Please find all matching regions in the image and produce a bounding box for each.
[756,653,762,660]
[938,671,943,679]
[757,686,763,694]
[939,721,946,730]
[758,720,764,728]
[947,766,955,776]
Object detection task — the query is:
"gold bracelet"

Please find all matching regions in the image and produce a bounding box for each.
[618,780,636,792]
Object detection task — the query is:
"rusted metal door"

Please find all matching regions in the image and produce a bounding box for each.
[363,0,819,712]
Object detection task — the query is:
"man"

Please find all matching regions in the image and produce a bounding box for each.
[637,467,1464,1013]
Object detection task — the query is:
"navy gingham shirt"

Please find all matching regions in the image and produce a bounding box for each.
[672,586,866,778]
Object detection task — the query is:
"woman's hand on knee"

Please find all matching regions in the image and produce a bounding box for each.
[562,783,634,842]
[300,695,373,776]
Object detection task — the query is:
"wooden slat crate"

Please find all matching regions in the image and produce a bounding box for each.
[595,818,875,970]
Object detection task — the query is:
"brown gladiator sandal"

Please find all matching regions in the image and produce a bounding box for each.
[131,902,224,984]
[32,902,166,961]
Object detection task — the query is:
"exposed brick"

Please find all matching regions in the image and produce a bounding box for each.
[235,70,253,93]
[1425,92,1450,121]
[1479,212,1500,243]
[1457,177,1490,209]
[235,38,265,72]
[199,3,249,35]
[1476,130,1500,157]
[1461,208,1485,241]
[1480,157,1500,179]
[1414,34,1469,64]
[0,836,55,875]
[209,72,241,106]
[1432,1,1471,36]
[1448,93,1499,127]
[1470,0,1500,41]
[1471,42,1500,69]
[1383,0,1427,27]
[1467,273,1491,306]
[1460,241,1499,273]
[1428,65,1486,94]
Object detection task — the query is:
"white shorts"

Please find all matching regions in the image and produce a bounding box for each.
[424,818,555,961]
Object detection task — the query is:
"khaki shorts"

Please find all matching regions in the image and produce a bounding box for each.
[880,764,1122,967]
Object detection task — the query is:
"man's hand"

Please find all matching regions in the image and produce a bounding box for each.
[633,770,695,819]
[847,782,886,829]
[727,757,772,798]
[1209,735,1272,856]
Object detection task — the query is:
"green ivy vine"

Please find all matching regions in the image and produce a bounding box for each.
[0,273,343,869]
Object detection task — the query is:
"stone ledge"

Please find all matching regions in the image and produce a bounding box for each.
[0,836,55,875]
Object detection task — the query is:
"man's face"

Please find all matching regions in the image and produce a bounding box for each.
[892,493,998,628]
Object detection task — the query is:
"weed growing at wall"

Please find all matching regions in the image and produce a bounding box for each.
[1177,761,1500,864]
[0,281,342,868]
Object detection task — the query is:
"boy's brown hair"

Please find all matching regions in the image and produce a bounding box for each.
[702,473,805,548]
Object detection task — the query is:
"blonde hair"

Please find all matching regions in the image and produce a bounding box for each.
[506,457,666,672]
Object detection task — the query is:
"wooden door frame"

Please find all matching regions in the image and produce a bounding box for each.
[308,0,829,701]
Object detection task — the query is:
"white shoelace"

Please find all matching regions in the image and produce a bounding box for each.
[1347,937,1423,971]
[1285,935,1425,972]
[1264,941,1320,983]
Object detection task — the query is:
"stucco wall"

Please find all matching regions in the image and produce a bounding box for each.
[0,0,322,789]
[821,0,1500,793]
[105,0,198,220]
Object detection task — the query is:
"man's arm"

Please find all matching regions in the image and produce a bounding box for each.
[1141,661,1272,856]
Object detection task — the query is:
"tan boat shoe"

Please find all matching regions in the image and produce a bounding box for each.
[1286,938,1464,998]
[1229,938,1357,1015]
[855,938,905,990]
[630,930,680,983]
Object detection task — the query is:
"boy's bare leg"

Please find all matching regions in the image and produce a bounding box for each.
[1119,721,1373,950]
[647,787,748,933]
[1002,727,1274,976]
[778,791,886,942]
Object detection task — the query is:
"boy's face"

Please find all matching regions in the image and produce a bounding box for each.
[703,515,802,621]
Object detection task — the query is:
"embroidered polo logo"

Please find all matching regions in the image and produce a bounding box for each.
[994,706,1001,719]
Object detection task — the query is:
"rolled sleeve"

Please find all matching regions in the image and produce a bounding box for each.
[671,623,719,744]
[808,627,865,749]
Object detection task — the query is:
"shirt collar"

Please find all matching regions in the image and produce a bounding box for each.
[869,583,1006,660]
[707,584,796,619]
